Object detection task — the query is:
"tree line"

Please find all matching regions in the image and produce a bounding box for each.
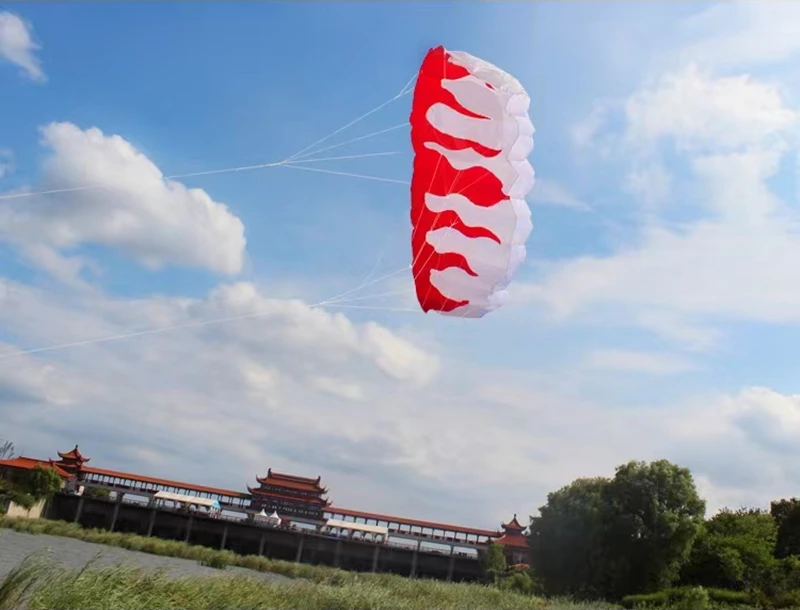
[521,459,800,606]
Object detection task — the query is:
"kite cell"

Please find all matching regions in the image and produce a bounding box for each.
[409,46,535,318]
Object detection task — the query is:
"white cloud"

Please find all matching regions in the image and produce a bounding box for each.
[582,348,694,375]
[4,267,800,523]
[679,1,800,70]
[570,99,617,153]
[527,52,800,347]
[625,163,671,208]
[0,123,247,280]
[6,0,800,531]
[0,11,45,83]
[624,64,797,153]
[530,178,587,210]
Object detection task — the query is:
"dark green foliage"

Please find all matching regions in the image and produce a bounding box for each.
[22,465,62,501]
[530,460,704,600]
[681,508,778,591]
[772,498,800,559]
[498,570,535,595]
[82,487,111,500]
[528,476,609,598]
[0,464,62,513]
[622,586,752,609]
[601,460,706,597]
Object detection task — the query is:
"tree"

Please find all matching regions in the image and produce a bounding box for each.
[481,541,507,583]
[601,460,706,598]
[772,498,800,559]
[23,464,63,500]
[529,460,705,600]
[681,508,778,591]
[529,477,610,599]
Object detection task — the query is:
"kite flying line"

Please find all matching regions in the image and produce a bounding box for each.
[0,74,422,360]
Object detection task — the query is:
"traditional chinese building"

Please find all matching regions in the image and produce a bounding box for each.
[493,514,530,566]
[247,468,331,521]
[0,442,517,571]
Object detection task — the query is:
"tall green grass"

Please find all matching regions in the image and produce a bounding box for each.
[4,517,766,609]
[0,558,557,610]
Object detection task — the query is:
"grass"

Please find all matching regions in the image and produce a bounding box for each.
[0,516,561,609]
[1,516,763,609]
[0,558,581,610]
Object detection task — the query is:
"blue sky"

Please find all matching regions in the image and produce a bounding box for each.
[3,1,800,528]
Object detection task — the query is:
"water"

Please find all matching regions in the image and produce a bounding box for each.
[0,530,292,582]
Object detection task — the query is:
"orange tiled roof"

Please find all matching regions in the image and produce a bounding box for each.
[58,445,90,463]
[502,514,525,532]
[327,506,496,537]
[268,468,321,485]
[255,475,327,494]
[81,466,249,499]
[247,486,331,506]
[0,456,70,478]
[493,532,529,549]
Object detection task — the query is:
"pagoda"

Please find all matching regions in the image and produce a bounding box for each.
[55,445,90,476]
[492,514,530,566]
[247,468,331,521]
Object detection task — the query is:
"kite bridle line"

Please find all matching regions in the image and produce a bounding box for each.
[0,73,418,203]
[0,73,427,360]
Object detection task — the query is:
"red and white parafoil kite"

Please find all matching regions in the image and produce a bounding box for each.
[410,46,534,318]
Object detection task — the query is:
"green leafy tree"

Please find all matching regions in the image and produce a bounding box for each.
[772,498,800,559]
[530,460,705,600]
[1,464,62,513]
[23,464,63,500]
[481,541,507,583]
[601,460,706,598]
[529,477,610,599]
[681,508,777,591]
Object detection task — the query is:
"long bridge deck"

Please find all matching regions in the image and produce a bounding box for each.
[48,491,484,581]
[78,467,493,554]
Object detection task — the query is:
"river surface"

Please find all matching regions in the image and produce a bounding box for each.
[0,529,291,582]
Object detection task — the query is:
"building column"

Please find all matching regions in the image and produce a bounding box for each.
[184,514,193,543]
[295,532,305,563]
[333,538,342,568]
[146,508,157,537]
[220,523,228,550]
[73,496,85,524]
[446,547,456,582]
[109,499,121,532]
[371,545,380,573]
[258,531,267,557]
[410,540,420,578]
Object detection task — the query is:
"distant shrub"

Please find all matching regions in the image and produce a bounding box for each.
[673,586,709,610]
[198,552,230,570]
[499,571,535,595]
[623,586,755,609]
[705,587,754,606]
[772,589,800,609]
[621,590,668,608]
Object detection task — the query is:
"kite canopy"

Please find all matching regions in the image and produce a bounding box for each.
[409,46,534,318]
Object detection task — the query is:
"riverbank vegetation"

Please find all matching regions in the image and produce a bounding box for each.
[7,443,800,607]
[0,554,581,610]
[528,460,800,609]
